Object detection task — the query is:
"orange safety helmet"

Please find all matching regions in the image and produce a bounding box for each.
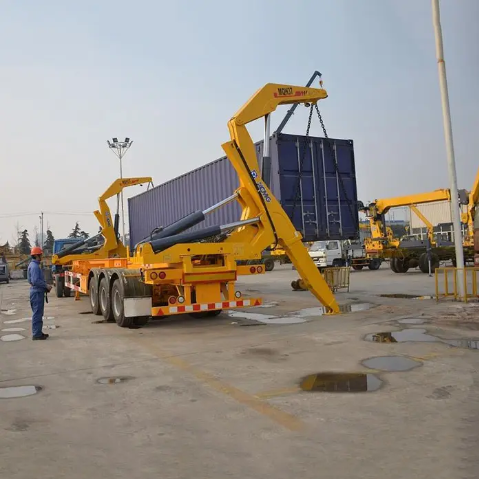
[31,246,43,256]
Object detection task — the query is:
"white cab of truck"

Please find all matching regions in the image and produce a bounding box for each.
[307,241,328,268]
[308,240,366,268]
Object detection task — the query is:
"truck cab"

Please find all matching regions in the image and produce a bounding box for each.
[308,240,381,271]
[307,241,328,268]
[51,238,83,297]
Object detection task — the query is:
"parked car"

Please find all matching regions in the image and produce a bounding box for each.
[0,262,10,283]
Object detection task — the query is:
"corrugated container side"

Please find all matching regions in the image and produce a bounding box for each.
[128,132,359,247]
[128,158,241,246]
[409,201,468,229]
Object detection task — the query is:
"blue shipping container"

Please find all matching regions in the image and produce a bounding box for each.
[128,132,359,247]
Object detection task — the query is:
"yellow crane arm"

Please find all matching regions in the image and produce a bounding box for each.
[94,176,153,250]
[462,167,479,241]
[363,189,452,241]
[221,83,339,313]
[53,177,152,265]
[409,205,434,243]
[372,189,451,215]
[471,167,479,206]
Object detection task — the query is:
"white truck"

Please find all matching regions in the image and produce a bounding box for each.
[307,240,382,271]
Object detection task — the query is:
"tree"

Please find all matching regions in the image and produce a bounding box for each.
[18,230,31,255]
[44,230,55,255]
[69,222,89,240]
[69,222,81,238]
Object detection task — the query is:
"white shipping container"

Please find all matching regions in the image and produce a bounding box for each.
[409,201,467,228]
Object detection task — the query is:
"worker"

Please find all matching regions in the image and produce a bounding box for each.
[27,246,52,340]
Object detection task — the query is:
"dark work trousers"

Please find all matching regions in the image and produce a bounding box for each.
[30,291,45,338]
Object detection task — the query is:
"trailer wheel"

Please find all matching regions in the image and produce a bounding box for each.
[368,258,381,270]
[110,278,134,327]
[352,265,363,271]
[419,253,439,273]
[390,258,399,273]
[264,258,275,272]
[89,279,102,316]
[395,258,410,273]
[99,277,115,323]
[55,275,64,298]
[63,287,71,298]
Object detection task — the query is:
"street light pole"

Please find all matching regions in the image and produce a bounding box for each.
[107,138,133,243]
[431,0,465,298]
[39,212,44,249]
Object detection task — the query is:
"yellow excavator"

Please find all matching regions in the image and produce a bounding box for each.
[51,177,152,297]
[62,81,342,327]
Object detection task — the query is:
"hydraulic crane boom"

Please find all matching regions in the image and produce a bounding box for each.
[53,177,152,264]
[220,83,339,313]
[363,189,453,240]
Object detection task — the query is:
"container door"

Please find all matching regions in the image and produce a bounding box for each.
[274,135,320,241]
[316,138,359,240]
[275,134,359,242]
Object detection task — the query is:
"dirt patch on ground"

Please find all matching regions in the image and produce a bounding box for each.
[431,304,479,330]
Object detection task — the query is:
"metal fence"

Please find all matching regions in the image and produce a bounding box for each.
[435,266,479,301]
[323,267,350,293]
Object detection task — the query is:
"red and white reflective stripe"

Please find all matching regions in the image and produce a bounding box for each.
[65,271,82,292]
[154,298,262,316]
[67,271,82,279]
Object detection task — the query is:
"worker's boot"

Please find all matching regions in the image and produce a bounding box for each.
[32,333,49,341]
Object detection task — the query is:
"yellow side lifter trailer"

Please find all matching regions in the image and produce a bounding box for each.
[65,82,340,327]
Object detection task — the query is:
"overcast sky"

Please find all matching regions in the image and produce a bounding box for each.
[1,0,477,244]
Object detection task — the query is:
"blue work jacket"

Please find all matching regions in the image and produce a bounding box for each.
[27,260,49,293]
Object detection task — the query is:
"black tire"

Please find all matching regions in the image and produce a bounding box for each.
[63,287,71,298]
[89,278,102,316]
[390,258,399,273]
[352,265,363,271]
[395,258,410,273]
[418,253,440,273]
[110,278,135,327]
[55,275,64,298]
[99,277,115,322]
[430,253,440,273]
[264,258,275,272]
[368,258,381,270]
[419,253,428,273]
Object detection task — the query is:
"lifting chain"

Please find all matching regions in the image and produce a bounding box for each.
[290,105,314,228]
[289,103,357,239]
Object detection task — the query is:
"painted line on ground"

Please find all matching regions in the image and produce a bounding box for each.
[130,337,305,432]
